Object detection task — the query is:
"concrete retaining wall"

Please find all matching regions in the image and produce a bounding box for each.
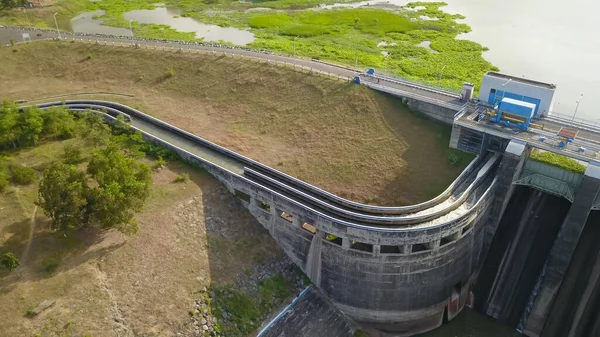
[129,117,497,334]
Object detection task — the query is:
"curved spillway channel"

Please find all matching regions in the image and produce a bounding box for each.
[29,100,499,227]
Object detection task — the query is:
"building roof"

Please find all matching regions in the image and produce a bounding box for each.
[485,72,557,90]
[501,97,537,109]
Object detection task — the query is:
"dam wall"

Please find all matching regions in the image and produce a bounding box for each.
[472,150,600,337]
[84,101,498,335]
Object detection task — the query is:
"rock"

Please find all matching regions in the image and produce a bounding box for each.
[30,300,56,316]
[200,286,208,293]
[202,324,209,331]
[200,318,207,325]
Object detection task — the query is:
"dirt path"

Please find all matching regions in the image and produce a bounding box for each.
[20,205,37,266]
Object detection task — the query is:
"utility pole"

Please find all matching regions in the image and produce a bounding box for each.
[499,78,512,102]
[354,56,358,77]
[129,19,134,38]
[53,12,61,39]
[439,64,446,85]
[571,94,583,126]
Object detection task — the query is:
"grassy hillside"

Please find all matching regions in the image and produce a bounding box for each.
[0,41,471,205]
[0,1,497,90]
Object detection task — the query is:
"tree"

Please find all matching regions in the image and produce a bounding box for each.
[79,111,110,148]
[37,145,151,234]
[18,107,44,146]
[37,163,90,232]
[2,252,20,271]
[0,100,21,149]
[87,144,151,233]
[42,106,76,139]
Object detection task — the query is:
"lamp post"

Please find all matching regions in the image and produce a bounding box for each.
[53,12,61,39]
[384,53,389,76]
[499,78,512,102]
[571,94,583,126]
[293,35,299,65]
[129,19,135,38]
[439,64,446,84]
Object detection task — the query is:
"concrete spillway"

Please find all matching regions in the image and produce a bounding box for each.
[541,211,600,337]
[474,186,571,326]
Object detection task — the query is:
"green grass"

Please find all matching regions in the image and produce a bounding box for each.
[530,151,586,174]
[210,274,292,336]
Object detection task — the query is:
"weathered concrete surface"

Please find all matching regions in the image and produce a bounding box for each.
[405,97,459,124]
[480,140,530,259]
[523,163,600,337]
[259,286,354,337]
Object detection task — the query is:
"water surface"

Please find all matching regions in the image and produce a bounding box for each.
[70,10,131,36]
[123,7,255,45]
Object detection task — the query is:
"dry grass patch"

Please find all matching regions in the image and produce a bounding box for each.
[0,41,471,205]
[0,140,282,336]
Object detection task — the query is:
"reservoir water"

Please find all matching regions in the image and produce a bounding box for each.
[321,0,599,121]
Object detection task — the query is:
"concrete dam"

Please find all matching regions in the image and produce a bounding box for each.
[30,70,600,337]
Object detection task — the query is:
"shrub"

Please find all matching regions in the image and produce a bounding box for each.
[86,51,93,60]
[2,252,20,271]
[173,173,189,183]
[167,66,175,77]
[9,39,14,46]
[447,152,460,166]
[43,257,59,274]
[152,156,167,170]
[10,165,38,185]
[63,145,85,164]
[530,151,586,174]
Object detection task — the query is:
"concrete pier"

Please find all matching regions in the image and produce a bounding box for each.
[522,162,600,337]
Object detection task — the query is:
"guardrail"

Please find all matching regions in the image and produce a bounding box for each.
[546,112,600,133]
[362,81,464,111]
[29,100,497,236]
[371,72,462,97]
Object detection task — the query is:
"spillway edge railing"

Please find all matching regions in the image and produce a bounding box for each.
[28,101,497,230]
[31,100,481,216]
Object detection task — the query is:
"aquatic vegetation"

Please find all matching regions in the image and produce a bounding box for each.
[0,1,498,89]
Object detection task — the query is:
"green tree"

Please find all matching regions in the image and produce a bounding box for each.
[18,106,44,146]
[37,145,151,234]
[63,144,85,165]
[0,100,21,149]
[87,144,151,233]
[79,112,110,148]
[36,163,90,232]
[42,106,76,139]
[2,252,20,271]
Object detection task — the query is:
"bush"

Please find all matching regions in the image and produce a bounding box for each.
[173,173,189,183]
[86,51,93,60]
[530,151,586,174]
[167,66,175,77]
[43,257,59,274]
[152,156,167,170]
[10,165,38,185]
[447,152,460,166]
[63,145,85,164]
[2,252,20,271]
